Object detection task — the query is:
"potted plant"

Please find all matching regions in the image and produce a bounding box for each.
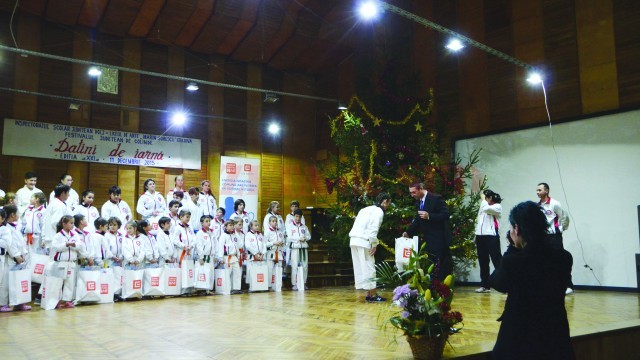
[376,244,463,360]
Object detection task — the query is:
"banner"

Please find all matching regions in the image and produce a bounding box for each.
[219,156,260,222]
[2,119,201,169]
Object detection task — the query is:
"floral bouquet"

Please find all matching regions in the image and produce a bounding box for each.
[376,244,463,340]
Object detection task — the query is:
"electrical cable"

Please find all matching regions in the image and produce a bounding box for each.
[9,0,20,49]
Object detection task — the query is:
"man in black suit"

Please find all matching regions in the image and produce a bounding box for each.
[402,182,451,280]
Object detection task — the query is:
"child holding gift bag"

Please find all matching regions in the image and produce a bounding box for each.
[286,209,311,291]
[50,215,81,309]
[264,215,285,291]
[0,206,31,312]
[21,192,46,254]
[216,221,241,294]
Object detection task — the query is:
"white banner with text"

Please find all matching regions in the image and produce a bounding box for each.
[2,119,201,169]
[219,156,260,223]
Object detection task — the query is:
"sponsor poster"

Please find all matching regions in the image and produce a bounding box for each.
[2,119,201,169]
[219,156,260,222]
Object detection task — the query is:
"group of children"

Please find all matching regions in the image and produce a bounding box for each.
[0,172,313,312]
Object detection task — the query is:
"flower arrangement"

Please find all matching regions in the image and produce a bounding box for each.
[377,245,463,341]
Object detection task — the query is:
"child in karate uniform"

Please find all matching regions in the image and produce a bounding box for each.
[233,219,246,286]
[186,188,202,233]
[50,215,81,309]
[93,217,114,267]
[155,217,175,265]
[100,186,132,232]
[0,206,31,312]
[211,207,225,241]
[172,210,195,294]
[229,199,250,233]
[75,190,100,233]
[166,200,182,229]
[286,209,311,291]
[74,214,95,267]
[104,217,124,267]
[138,220,159,267]
[122,221,145,268]
[21,192,46,254]
[195,215,215,293]
[245,220,266,289]
[216,221,241,294]
[264,215,285,291]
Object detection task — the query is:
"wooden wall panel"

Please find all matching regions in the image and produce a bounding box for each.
[207,55,225,198]
[118,166,137,217]
[613,0,640,108]
[261,152,283,220]
[89,163,118,209]
[139,42,168,134]
[91,33,122,130]
[37,22,73,124]
[223,61,247,152]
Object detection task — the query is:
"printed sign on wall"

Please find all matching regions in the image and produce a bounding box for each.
[219,156,260,222]
[2,119,201,169]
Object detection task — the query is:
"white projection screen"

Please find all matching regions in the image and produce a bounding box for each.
[455,109,640,288]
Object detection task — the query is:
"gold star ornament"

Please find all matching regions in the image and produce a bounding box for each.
[373,117,382,127]
[414,122,423,132]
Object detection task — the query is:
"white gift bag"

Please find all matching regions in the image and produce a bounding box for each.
[163,265,182,296]
[249,261,269,292]
[271,264,283,292]
[143,267,165,296]
[296,265,305,292]
[214,267,231,295]
[98,268,114,304]
[75,269,102,303]
[122,268,144,299]
[9,268,32,306]
[194,262,214,290]
[181,260,195,289]
[40,275,64,310]
[29,252,50,284]
[112,266,124,295]
[395,236,419,271]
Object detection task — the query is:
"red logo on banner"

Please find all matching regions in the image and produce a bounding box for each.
[86,281,96,291]
[217,278,222,286]
[34,264,45,275]
[168,277,177,286]
[226,163,236,174]
[198,273,206,281]
[21,280,29,293]
[133,280,142,289]
[257,274,264,283]
[100,284,109,294]
[244,164,251,172]
[151,277,159,286]
[403,248,411,258]
[189,269,194,278]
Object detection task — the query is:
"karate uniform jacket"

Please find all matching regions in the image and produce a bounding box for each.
[136,191,167,220]
[51,230,81,262]
[42,198,73,247]
[101,200,132,231]
[74,204,100,233]
[230,211,251,233]
[245,230,266,260]
[156,230,175,262]
[215,231,239,265]
[21,204,45,246]
[286,221,311,249]
[195,228,216,261]
[197,193,217,218]
[49,188,79,212]
[172,223,195,262]
[142,233,159,263]
[105,231,124,264]
[264,226,285,262]
[122,234,145,266]
[16,185,42,219]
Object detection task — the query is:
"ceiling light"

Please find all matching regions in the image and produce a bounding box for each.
[68,103,81,111]
[88,66,102,77]
[171,112,187,125]
[337,102,348,110]
[526,72,543,85]
[268,123,280,135]
[445,39,465,52]
[358,1,380,20]
[186,82,199,91]
[264,92,279,103]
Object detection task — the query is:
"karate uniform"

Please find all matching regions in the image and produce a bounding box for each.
[136,191,167,220]
[42,198,73,249]
[264,226,285,289]
[211,217,224,241]
[172,223,195,294]
[105,231,124,267]
[51,229,81,302]
[286,220,311,288]
[245,230,266,285]
[165,188,185,207]
[16,185,42,219]
[216,231,241,291]
[0,223,29,307]
[230,211,251,233]
[49,188,80,212]
[195,228,216,264]
[197,193,217,218]
[101,200,132,231]
[74,204,100,233]
[122,234,145,267]
[93,231,114,267]
[142,233,159,266]
[21,204,46,254]
[75,228,96,266]
[156,230,175,264]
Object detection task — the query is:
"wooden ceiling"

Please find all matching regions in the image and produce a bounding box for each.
[0,0,361,74]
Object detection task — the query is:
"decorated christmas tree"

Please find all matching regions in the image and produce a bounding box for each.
[318,92,483,277]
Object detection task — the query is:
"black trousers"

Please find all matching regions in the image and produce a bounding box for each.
[475,235,502,289]
[545,233,574,289]
[426,247,450,281]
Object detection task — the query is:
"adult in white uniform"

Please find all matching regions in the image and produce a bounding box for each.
[137,179,167,220]
[166,175,186,207]
[101,186,132,231]
[197,180,217,218]
[15,171,42,218]
[42,185,73,248]
[349,192,390,302]
[49,174,79,212]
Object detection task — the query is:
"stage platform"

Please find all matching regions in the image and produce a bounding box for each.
[0,286,638,359]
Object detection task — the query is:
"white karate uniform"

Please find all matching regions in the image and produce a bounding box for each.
[49,188,80,212]
[185,199,202,232]
[92,231,113,267]
[172,223,195,263]
[104,231,124,266]
[122,235,145,267]
[166,188,185,207]
[74,204,100,233]
[286,220,311,287]
[75,228,96,265]
[42,198,73,248]
[100,200,132,231]
[0,224,17,306]
[51,229,81,302]
[230,211,251,233]
[195,228,216,263]
[349,205,384,291]
[211,217,224,241]
[262,213,285,240]
[136,191,167,220]
[285,213,305,226]
[141,233,159,265]
[216,231,241,291]
[197,193,217,218]
[156,230,175,264]
[264,226,285,289]
[16,185,42,219]
[21,204,46,254]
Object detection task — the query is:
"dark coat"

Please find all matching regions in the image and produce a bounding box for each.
[490,243,575,360]
[406,192,451,253]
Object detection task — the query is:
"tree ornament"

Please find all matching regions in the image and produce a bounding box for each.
[415,122,423,132]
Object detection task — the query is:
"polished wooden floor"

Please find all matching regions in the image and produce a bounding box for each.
[0,286,638,359]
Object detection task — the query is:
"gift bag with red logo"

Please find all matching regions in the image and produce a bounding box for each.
[75,268,102,303]
[98,268,114,304]
[180,260,195,289]
[194,262,213,290]
[395,236,419,272]
[122,268,144,299]
[9,267,32,306]
[249,261,269,292]
[270,263,283,292]
[143,267,165,296]
[29,250,50,284]
[40,275,64,310]
[163,265,182,296]
[214,267,231,295]
[112,266,124,295]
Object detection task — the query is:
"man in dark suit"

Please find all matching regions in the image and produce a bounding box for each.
[402,182,451,280]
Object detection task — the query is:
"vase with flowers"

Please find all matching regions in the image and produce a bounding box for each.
[376,244,463,360]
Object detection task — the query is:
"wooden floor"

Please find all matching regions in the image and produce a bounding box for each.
[0,286,638,359]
